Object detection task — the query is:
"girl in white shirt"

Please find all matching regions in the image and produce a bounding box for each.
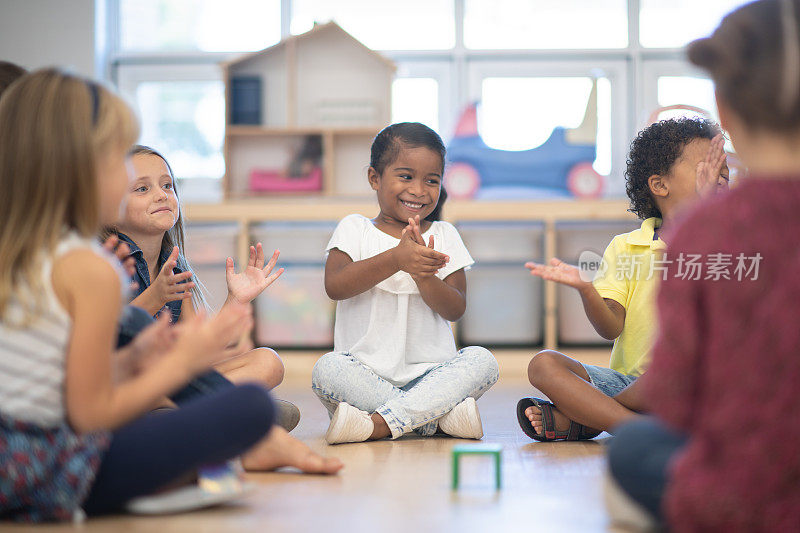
[312,122,498,444]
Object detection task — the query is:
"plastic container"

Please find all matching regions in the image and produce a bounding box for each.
[248,166,322,193]
[455,222,544,346]
[554,220,640,260]
[457,221,545,263]
[250,222,336,263]
[555,220,639,345]
[183,223,240,266]
[191,264,229,314]
[459,265,543,346]
[254,265,334,347]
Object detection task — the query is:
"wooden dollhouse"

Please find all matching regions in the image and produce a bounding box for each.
[221,22,396,198]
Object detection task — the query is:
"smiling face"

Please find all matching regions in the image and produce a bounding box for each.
[368,143,443,231]
[117,153,179,237]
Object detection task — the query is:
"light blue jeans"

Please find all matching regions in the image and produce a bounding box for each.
[311,346,499,439]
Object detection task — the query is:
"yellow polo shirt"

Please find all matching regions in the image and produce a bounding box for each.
[592,217,665,376]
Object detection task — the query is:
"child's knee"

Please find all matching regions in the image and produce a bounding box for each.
[242,347,285,389]
[258,347,285,388]
[467,346,499,384]
[311,352,348,392]
[527,349,564,386]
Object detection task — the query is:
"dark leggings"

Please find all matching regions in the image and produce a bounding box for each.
[607,416,688,521]
[117,305,235,405]
[82,383,274,515]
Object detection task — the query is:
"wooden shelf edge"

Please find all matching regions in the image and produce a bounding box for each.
[227,126,380,136]
[185,198,634,222]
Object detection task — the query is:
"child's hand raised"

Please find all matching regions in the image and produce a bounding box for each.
[696,133,729,197]
[115,313,176,382]
[147,246,195,307]
[225,243,284,305]
[102,234,135,277]
[172,302,254,374]
[404,215,436,249]
[525,258,591,290]
[102,235,138,291]
[393,216,448,278]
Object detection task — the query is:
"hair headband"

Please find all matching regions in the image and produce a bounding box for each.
[780,0,800,112]
[86,81,99,125]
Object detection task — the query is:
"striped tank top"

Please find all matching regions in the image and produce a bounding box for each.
[0,233,124,427]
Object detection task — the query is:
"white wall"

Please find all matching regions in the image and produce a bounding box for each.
[0,0,98,77]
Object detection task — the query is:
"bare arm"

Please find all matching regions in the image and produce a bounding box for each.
[414,269,467,321]
[324,247,401,300]
[56,250,250,433]
[577,284,626,340]
[325,229,449,301]
[526,258,625,339]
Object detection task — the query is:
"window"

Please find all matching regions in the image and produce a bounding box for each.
[392,78,440,132]
[117,64,225,192]
[657,76,717,122]
[134,80,225,179]
[291,0,455,50]
[111,0,749,199]
[639,0,751,48]
[464,0,628,49]
[120,0,281,52]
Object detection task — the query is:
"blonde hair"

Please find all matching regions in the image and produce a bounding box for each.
[0,68,139,321]
[106,145,210,312]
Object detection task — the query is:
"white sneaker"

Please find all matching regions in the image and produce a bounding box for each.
[325,402,374,444]
[438,397,483,439]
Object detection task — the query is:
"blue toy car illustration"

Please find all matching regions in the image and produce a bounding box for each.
[444,80,604,199]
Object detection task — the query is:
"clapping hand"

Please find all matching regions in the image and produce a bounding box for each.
[394,215,448,279]
[102,234,137,291]
[226,243,284,305]
[696,134,729,197]
[525,257,590,290]
[115,313,176,382]
[149,247,195,306]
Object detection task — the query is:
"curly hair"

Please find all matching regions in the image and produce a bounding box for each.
[625,117,721,219]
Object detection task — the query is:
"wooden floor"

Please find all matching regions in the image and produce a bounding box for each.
[14,350,616,533]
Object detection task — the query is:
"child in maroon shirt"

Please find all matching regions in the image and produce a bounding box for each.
[609,1,800,531]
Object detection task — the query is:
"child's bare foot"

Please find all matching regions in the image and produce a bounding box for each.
[242,427,343,474]
[525,404,572,436]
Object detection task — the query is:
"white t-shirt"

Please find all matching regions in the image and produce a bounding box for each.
[326,214,475,387]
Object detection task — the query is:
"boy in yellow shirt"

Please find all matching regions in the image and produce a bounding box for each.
[517,118,729,441]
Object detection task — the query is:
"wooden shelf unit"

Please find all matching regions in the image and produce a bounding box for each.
[221,22,395,199]
[185,198,635,349]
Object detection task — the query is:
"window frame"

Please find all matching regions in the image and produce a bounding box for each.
[106,0,723,195]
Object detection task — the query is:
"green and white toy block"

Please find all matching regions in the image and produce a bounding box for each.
[451,443,502,490]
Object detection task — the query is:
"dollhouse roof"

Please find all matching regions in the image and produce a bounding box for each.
[221,21,396,72]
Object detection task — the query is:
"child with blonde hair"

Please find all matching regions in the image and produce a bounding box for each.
[109,145,300,430]
[0,70,337,522]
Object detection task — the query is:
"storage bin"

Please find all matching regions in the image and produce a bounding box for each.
[555,220,639,345]
[457,221,545,263]
[554,220,640,261]
[254,265,334,347]
[456,221,544,346]
[250,222,336,263]
[459,265,543,346]
[184,223,240,265]
[191,263,229,314]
